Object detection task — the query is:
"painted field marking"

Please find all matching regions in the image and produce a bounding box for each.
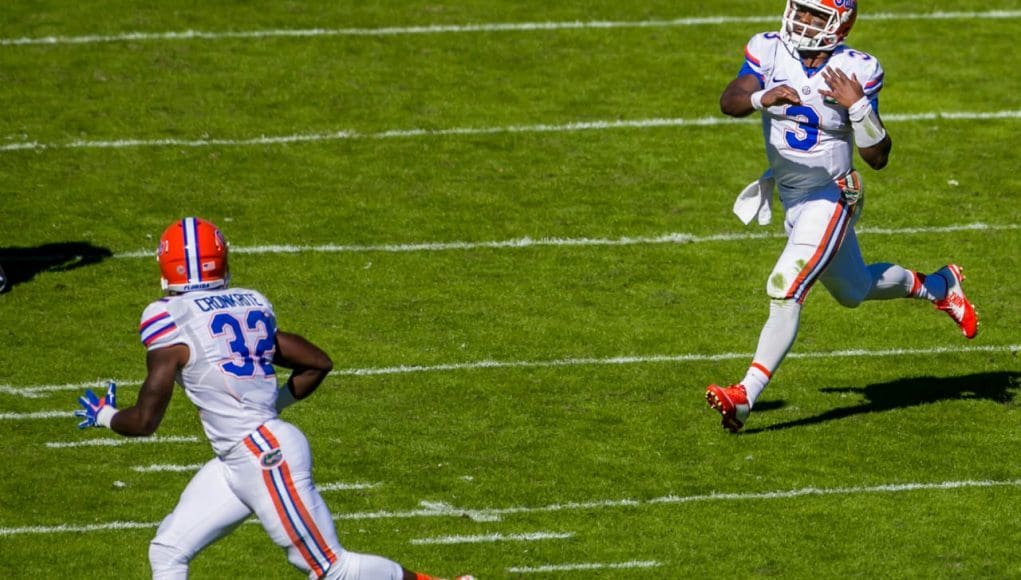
[5,110,1021,153]
[410,531,573,545]
[131,463,205,473]
[44,435,200,449]
[508,560,661,573]
[0,410,72,420]
[0,378,139,399]
[2,10,1019,47]
[317,481,380,492]
[333,479,1021,523]
[3,478,1018,537]
[418,501,501,523]
[4,343,1018,400]
[127,465,380,492]
[0,521,158,536]
[332,344,1020,377]
[111,222,1020,260]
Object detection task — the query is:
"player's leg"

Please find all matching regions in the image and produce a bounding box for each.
[228,420,466,580]
[820,221,924,305]
[323,551,443,579]
[149,457,254,579]
[821,227,978,337]
[707,192,853,432]
[225,420,344,577]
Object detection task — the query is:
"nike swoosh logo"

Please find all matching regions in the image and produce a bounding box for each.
[772,77,789,83]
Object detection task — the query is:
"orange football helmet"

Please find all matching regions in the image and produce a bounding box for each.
[157,217,229,293]
[781,0,857,51]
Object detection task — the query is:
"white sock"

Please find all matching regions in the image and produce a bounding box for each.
[864,263,947,301]
[741,299,801,407]
[741,365,771,408]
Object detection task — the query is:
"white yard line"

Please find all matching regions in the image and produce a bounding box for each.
[3,478,1018,537]
[0,378,140,399]
[316,482,380,492]
[410,531,573,545]
[4,343,1018,401]
[0,410,72,420]
[332,344,1020,377]
[128,465,379,492]
[112,223,1021,259]
[2,10,1019,47]
[508,560,662,573]
[131,463,205,473]
[44,435,200,449]
[5,110,1021,153]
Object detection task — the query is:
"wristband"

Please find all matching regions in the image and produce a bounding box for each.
[750,90,766,111]
[96,405,118,428]
[848,96,886,148]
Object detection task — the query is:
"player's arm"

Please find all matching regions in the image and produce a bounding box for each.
[819,67,892,170]
[720,74,803,118]
[273,331,333,403]
[109,345,188,436]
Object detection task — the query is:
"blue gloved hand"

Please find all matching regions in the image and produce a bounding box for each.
[75,381,118,429]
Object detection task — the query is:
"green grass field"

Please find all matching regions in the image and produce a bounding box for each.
[2,1,1020,578]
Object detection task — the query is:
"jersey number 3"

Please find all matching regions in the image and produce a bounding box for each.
[784,105,821,151]
[211,311,277,378]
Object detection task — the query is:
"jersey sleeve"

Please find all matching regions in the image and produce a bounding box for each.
[139,299,183,351]
[862,58,885,109]
[838,48,885,110]
[737,33,777,88]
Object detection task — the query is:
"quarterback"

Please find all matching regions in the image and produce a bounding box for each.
[75,217,472,579]
[705,0,979,432]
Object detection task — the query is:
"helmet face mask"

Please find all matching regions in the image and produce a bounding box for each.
[781,0,857,52]
[157,217,230,294]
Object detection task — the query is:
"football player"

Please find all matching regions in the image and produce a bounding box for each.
[75,217,473,580]
[706,0,979,433]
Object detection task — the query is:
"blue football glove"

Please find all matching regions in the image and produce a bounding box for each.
[75,381,118,429]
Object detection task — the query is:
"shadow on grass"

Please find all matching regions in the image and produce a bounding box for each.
[742,371,1021,434]
[0,242,113,293]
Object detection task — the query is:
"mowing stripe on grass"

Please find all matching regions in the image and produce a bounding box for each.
[2,10,1018,47]
[4,344,1018,400]
[508,560,661,573]
[45,435,200,448]
[4,478,1019,537]
[109,222,1019,259]
[410,531,573,545]
[4,109,1021,153]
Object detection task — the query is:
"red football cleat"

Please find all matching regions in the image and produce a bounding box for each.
[933,264,978,339]
[705,384,750,433]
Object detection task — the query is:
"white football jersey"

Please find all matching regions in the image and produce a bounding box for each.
[138,287,280,456]
[741,33,884,201]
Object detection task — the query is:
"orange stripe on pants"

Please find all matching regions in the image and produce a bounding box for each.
[786,200,851,303]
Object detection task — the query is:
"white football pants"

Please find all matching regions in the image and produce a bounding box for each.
[770,187,912,306]
[148,419,403,579]
[743,187,923,399]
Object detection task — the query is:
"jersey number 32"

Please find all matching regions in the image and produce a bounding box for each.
[211,311,277,378]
